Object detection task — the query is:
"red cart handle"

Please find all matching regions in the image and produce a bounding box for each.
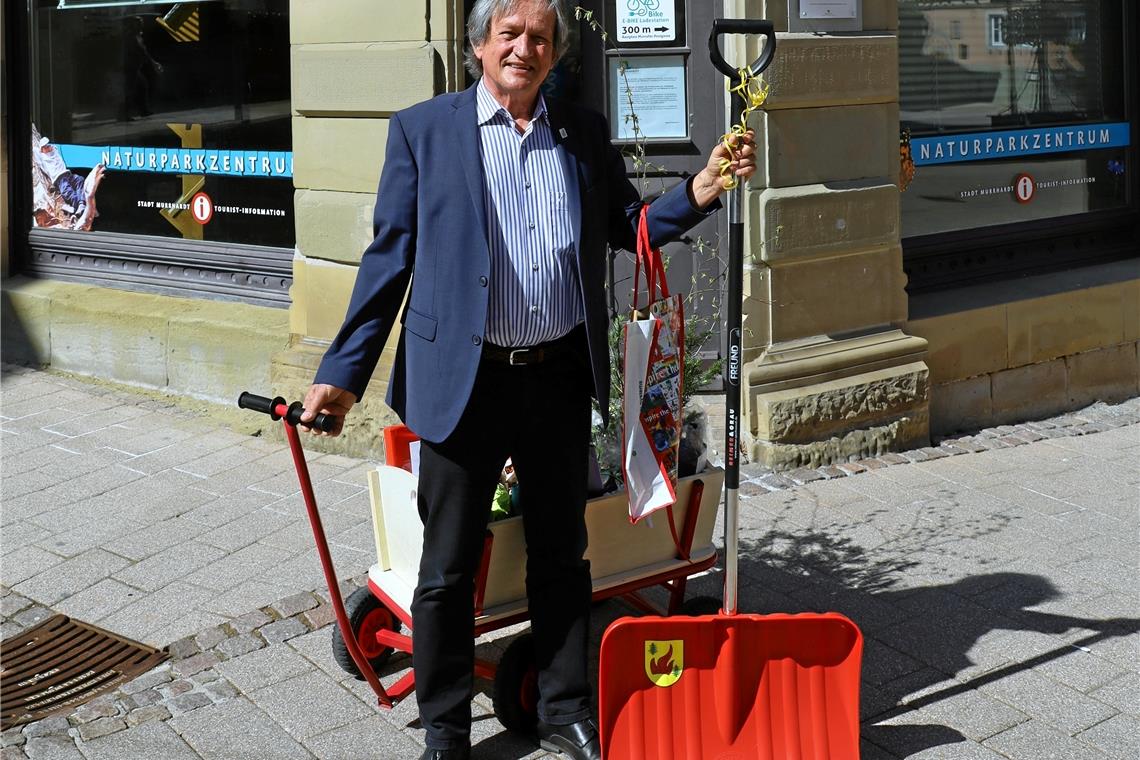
[237,391,337,432]
[237,390,393,708]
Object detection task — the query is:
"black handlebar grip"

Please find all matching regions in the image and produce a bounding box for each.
[237,393,336,432]
[237,392,286,420]
[285,401,336,433]
[709,19,777,81]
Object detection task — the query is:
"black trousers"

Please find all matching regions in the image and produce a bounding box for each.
[412,331,594,750]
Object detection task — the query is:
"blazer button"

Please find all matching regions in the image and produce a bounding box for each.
[472,335,482,346]
[479,276,488,287]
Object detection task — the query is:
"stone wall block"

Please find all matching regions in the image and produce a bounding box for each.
[290,0,428,44]
[293,117,387,193]
[767,246,907,343]
[742,265,771,364]
[49,291,169,387]
[906,304,1009,384]
[2,280,291,402]
[292,43,436,116]
[930,375,993,435]
[763,35,897,110]
[291,255,363,342]
[1122,278,1138,343]
[1065,343,1140,408]
[167,304,289,405]
[1,282,52,366]
[755,182,899,262]
[270,342,397,459]
[295,189,375,266]
[991,359,1069,425]
[754,360,928,443]
[864,0,900,31]
[758,104,894,187]
[1007,285,1125,366]
[752,413,927,470]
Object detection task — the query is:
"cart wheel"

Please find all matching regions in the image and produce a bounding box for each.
[680,595,722,616]
[493,634,539,734]
[331,586,399,680]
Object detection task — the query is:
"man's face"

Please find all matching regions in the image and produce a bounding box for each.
[474,0,557,102]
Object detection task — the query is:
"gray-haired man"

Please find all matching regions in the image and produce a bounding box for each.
[301,1,755,758]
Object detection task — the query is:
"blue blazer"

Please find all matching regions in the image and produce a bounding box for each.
[315,84,716,443]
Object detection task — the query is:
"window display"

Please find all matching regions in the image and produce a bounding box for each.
[899,0,1130,239]
[29,0,293,248]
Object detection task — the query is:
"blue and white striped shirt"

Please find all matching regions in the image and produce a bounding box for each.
[476,79,583,347]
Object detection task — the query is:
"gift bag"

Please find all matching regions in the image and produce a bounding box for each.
[622,205,685,523]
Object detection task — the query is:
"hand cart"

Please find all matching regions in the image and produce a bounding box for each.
[237,393,726,732]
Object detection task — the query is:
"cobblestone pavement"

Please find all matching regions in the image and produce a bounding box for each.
[2,364,1138,759]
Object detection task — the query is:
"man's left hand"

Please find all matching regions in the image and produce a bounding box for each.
[689,129,757,209]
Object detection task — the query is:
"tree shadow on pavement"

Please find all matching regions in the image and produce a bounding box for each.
[728,498,1140,759]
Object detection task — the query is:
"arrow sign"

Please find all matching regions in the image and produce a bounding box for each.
[617,0,677,43]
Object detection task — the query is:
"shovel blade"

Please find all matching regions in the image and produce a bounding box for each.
[598,612,862,760]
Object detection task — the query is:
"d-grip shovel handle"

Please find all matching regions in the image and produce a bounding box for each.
[709,19,776,81]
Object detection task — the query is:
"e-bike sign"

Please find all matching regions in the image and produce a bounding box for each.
[617,0,677,43]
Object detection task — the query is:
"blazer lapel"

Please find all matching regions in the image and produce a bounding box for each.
[545,99,583,255]
[453,86,489,244]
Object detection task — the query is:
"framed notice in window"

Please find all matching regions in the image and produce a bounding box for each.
[607,55,688,141]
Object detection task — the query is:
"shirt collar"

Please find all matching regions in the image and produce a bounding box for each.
[476,78,548,127]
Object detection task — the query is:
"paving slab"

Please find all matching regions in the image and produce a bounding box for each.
[75,720,201,760]
[982,718,1108,760]
[247,670,373,741]
[1074,713,1140,760]
[168,698,314,760]
[215,644,316,694]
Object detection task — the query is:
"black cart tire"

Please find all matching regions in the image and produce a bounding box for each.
[331,586,398,680]
[493,634,539,733]
[680,595,722,616]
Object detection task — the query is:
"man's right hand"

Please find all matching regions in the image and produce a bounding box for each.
[300,384,358,437]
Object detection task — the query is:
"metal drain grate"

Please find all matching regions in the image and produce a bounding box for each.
[1,615,168,730]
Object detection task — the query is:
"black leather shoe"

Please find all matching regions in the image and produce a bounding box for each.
[537,719,602,760]
[419,747,470,760]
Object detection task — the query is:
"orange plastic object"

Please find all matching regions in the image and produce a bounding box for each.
[383,424,420,471]
[598,612,862,760]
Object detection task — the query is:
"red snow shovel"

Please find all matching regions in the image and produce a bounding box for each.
[597,20,864,759]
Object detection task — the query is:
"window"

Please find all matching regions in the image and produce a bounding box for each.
[950,19,962,40]
[988,13,1006,47]
[899,1,1135,291]
[21,0,293,304]
[900,1,1131,239]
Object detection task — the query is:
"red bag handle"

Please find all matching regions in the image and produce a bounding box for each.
[632,205,671,311]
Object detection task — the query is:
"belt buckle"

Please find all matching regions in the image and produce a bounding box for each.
[509,348,530,366]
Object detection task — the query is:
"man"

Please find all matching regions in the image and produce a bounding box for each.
[301,1,755,758]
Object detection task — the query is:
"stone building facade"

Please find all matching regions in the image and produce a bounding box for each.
[2,0,1136,467]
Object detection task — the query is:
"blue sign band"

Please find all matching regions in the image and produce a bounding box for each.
[912,122,1130,166]
[57,144,294,179]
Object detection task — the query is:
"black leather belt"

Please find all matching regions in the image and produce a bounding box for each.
[483,328,582,366]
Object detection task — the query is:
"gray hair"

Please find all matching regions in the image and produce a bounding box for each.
[464,0,572,79]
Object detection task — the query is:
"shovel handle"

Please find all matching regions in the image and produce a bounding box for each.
[708,19,776,81]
